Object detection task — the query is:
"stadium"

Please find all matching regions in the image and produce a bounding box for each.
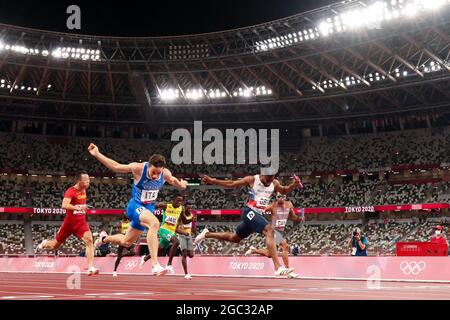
[0,0,450,301]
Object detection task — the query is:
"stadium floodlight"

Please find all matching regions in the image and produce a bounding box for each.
[160,88,180,101]
[403,3,419,16]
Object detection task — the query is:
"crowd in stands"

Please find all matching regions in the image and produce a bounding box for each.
[1,217,449,256]
[1,178,448,210]
[1,125,450,175]
[196,218,450,256]
[0,223,25,254]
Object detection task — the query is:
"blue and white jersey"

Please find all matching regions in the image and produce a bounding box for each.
[130,162,165,205]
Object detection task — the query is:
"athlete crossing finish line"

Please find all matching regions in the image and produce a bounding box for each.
[245,193,303,278]
[88,143,188,275]
[37,172,99,276]
[195,170,303,276]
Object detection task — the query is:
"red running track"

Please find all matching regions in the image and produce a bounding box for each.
[1,273,450,300]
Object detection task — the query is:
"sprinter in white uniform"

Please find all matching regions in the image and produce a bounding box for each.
[195,171,303,276]
[245,193,303,277]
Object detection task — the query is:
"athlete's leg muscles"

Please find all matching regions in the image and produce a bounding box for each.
[205,231,241,243]
[167,235,179,266]
[280,239,290,268]
[181,249,188,275]
[252,248,270,257]
[82,231,95,269]
[139,209,161,266]
[262,224,281,270]
[114,245,125,272]
[103,228,141,247]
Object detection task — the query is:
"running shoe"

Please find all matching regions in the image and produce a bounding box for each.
[94,231,108,248]
[139,255,147,269]
[152,264,169,276]
[36,239,48,253]
[274,266,291,276]
[166,265,175,275]
[184,274,192,280]
[194,228,209,245]
[87,266,100,276]
[244,246,256,256]
[287,272,299,279]
[112,271,118,277]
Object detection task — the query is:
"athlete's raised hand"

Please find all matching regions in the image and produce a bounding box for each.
[293,174,304,189]
[88,143,99,156]
[179,179,188,189]
[202,175,214,185]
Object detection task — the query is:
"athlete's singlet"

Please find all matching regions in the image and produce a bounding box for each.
[246,175,275,214]
[272,203,290,232]
[120,221,130,235]
[130,162,165,205]
[160,203,183,234]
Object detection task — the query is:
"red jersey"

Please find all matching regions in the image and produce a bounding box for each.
[430,236,448,246]
[63,186,87,220]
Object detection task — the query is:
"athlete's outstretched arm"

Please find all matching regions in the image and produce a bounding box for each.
[163,169,188,189]
[88,143,140,174]
[264,202,276,222]
[155,202,168,211]
[273,176,302,195]
[202,175,254,189]
[288,202,302,222]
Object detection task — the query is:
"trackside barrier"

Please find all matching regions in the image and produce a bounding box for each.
[1,256,450,282]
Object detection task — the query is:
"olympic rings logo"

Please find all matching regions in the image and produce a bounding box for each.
[399,261,426,275]
[124,260,139,270]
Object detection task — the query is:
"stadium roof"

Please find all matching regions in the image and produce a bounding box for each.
[0,0,449,126]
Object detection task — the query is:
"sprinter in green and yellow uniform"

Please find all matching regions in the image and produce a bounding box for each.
[139,194,184,275]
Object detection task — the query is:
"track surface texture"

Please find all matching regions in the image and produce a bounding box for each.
[0,273,450,300]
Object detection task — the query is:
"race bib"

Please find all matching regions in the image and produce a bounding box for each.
[275,219,287,228]
[73,210,85,216]
[165,216,178,225]
[351,248,357,256]
[140,190,159,203]
[183,222,192,229]
[256,196,270,207]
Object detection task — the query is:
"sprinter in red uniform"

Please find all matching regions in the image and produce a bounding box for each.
[37,172,99,276]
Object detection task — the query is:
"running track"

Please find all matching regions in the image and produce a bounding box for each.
[1,273,450,299]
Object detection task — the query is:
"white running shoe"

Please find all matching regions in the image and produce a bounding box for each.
[36,240,48,253]
[87,266,100,276]
[244,246,256,256]
[274,266,291,276]
[166,265,175,275]
[139,255,147,269]
[152,264,169,276]
[194,228,209,245]
[112,271,118,277]
[288,272,299,279]
[184,274,192,280]
[94,231,108,248]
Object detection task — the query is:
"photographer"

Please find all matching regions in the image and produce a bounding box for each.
[348,227,368,256]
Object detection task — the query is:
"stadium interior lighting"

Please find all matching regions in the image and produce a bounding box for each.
[160,85,272,102]
[0,78,51,94]
[160,88,180,101]
[256,0,450,51]
[168,44,210,60]
[52,47,101,61]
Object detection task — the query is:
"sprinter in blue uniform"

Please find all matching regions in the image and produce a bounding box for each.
[88,143,187,275]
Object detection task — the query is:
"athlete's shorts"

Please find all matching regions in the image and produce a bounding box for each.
[126,199,156,232]
[158,228,175,249]
[235,206,269,239]
[55,218,91,243]
[178,234,194,251]
[274,229,287,246]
